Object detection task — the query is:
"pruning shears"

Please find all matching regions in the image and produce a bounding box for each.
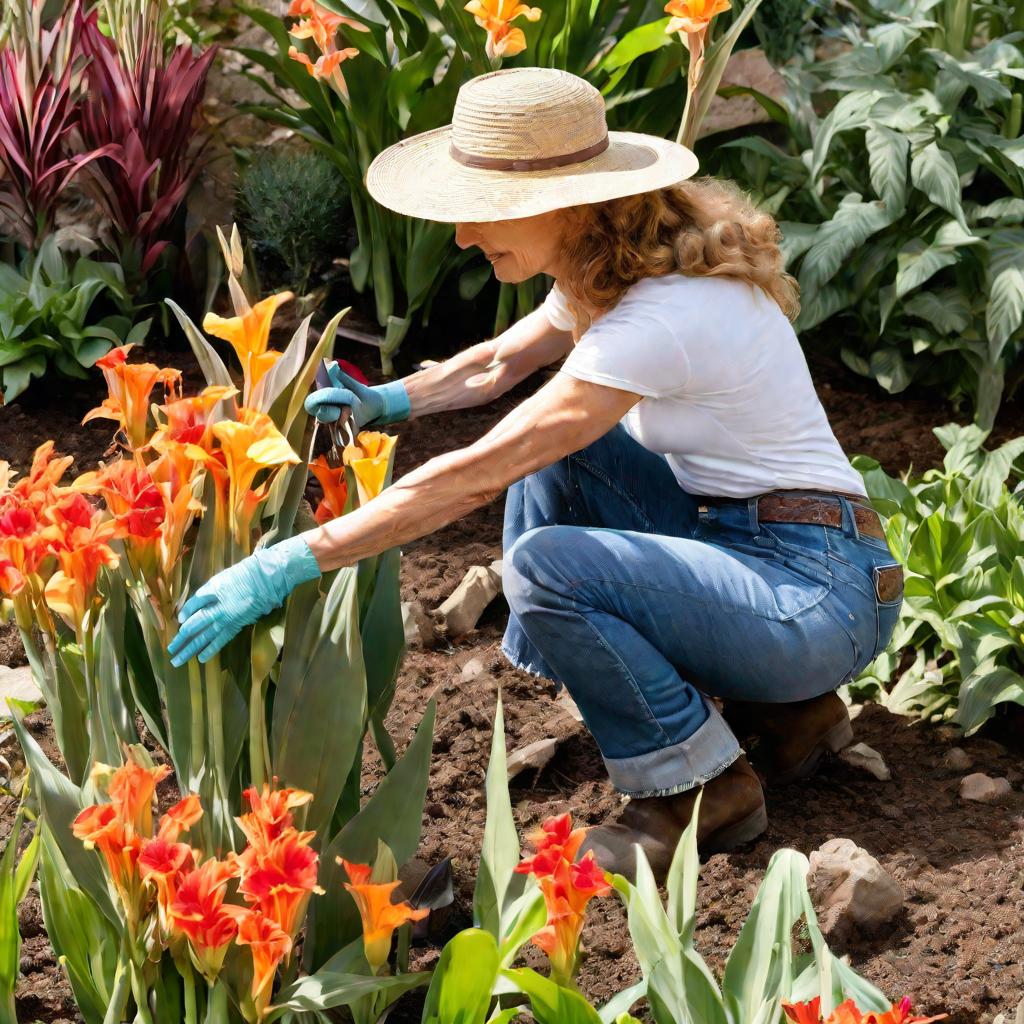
[313,360,354,468]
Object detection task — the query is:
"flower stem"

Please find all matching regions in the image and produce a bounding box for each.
[102,955,131,1024]
[188,657,206,786]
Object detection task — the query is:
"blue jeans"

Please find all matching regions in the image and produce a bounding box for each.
[501,426,902,798]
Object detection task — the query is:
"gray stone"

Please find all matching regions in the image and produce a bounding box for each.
[460,657,487,683]
[839,742,891,781]
[959,773,1012,804]
[507,738,559,779]
[809,838,904,938]
[943,747,973,771]
[434,564,502,638]
[0,666,42,717]
[401,601,434,649]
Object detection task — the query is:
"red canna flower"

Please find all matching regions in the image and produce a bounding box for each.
[516,814,609,984]
[76,459,165,540]
[168,857,244,980]
[153,385,238,449]
[236,909,292,1020]
[339,859,428,974]
[237,782,313,853]
[515,812,588,879]
[236,828,322,939]
[139,836,195,935]
[782,997,947,1024]
[72,802,140,894]
[84,344,182,450]
[309,454,348,524]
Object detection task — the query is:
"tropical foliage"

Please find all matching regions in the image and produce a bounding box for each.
[717,0,1024,426]
[853,424,1024,735]
[0,236,149,402]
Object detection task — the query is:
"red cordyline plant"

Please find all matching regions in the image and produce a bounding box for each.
[77,15,216,275]
[0,2,115,247]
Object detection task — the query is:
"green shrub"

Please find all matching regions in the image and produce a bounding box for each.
[236,147,351,297]
[852,424,1024,735]
[0,237,148,403]
[716,0,1024,428]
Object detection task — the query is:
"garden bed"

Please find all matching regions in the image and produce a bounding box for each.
[4,351,1024,1023]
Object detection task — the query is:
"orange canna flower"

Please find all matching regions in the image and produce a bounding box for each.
[287,0,363,92]
[106,756,172,838]
[84,345,182,451]
[168,857,244,979]
[342,431,397,506]
[465,0,541,59]
[288,44,359,82]
[287,0,367,33]
[339,859,428,973]
[189,408,300,545]
[236,909,292,1021]
[202,293,292,402]
[664,0,730,35]
[782,998,947,1024]
[309,454,348,524]
[157,794,204,842]
[236,828,322,939]
[0,556,24,596]
[75,460,165,541]
[72,802,140,895]
[237,782,313,853]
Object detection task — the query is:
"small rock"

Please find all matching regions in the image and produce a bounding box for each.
[434,564,502,638]
[555,690,585,723]
[943,747,973,771]
[461,658,487,683]
[959,773,1012,804]
[401,601,435,649]
[839,742,891,781]
[878,803,901,820]
[808,838,904,939]
[0,665,43,716]
[489,558,504,582]
[507,737,560,778]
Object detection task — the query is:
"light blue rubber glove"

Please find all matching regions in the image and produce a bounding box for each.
[304,361,410,429]
[167,536,321,666]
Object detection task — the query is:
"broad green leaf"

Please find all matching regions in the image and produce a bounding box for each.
[268,970,428,1019]
[799,196,896,292]
[502,967,603,1024]
[954,664,1024,735]
[986,229,1024,355]
[866,122,909,207]
[811,90,880,180]
[910,142,965,227]
[894,240,959,299]
[165,299,234,392]
[421,928,500,1024]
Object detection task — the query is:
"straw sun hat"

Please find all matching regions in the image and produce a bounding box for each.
[366,67,699,223]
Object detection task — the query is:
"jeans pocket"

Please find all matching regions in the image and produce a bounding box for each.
[872,564,904,658]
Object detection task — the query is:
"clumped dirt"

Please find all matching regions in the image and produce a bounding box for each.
[3,344,1024,1023]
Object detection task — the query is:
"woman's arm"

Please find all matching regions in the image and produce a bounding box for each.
[401,305,574,418]
[305,372,639,570]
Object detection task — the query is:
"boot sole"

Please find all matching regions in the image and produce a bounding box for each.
[700,801,769,856]
[769,715,854,785]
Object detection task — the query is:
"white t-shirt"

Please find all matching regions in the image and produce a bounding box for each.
[544,274,866,499]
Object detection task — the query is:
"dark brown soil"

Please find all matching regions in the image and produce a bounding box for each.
[4,342,1024,1023]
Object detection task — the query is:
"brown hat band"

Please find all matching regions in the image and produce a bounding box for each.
[449,135,610,172]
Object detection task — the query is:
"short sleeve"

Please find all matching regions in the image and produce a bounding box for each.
[559,305,690,398]
[542,283,576,332]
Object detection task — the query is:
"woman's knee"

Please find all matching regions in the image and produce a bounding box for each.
[503,524,578,612]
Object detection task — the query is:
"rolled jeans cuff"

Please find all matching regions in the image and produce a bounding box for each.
[602,698,742,798]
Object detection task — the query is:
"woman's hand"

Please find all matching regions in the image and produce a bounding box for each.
[304,362,410,429]
[167,537,322,666]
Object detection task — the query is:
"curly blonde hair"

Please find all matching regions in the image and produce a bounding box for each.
[558,176,800,330]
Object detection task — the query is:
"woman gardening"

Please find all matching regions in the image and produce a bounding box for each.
[170,68,904,878]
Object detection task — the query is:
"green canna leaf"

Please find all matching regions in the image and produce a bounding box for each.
[421,928,501,1024]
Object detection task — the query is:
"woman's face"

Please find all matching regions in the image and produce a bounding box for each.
[455,211,568,283]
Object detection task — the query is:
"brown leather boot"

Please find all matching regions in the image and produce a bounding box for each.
[723,692,853,785]
[578,756,766,881]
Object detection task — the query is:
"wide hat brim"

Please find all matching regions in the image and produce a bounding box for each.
[366,125,699,223]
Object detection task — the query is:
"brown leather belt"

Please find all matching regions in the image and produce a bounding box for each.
[700,491,887,541]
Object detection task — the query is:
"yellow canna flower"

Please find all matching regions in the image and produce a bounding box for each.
[202,292,292,404]
[465,0,541,60]
[342,431,397,505]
